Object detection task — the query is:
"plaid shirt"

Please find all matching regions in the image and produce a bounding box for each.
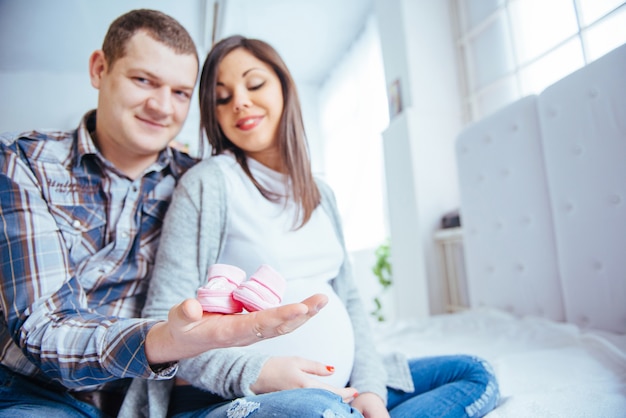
[0,111,196,390]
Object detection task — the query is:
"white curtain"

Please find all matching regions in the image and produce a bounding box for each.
[318,15,389,252]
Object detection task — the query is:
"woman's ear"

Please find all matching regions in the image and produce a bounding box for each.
[88,50,107,89]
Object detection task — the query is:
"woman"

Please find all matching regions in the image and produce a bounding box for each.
[122,35,500,418]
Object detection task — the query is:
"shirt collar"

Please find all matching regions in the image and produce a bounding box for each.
[73,110,173,176]
[74,110,99,163]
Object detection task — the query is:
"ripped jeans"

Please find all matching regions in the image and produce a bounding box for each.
[172,355,499,418]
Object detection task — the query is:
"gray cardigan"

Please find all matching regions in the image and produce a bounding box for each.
[119,158,413,418]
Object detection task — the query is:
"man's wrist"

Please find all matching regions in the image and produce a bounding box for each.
[145,320,176,364]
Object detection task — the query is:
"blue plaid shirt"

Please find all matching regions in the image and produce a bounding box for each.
[0,111,197,390]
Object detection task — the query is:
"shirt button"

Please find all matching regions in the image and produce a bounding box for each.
[121,231,130,239]
[72,220,81,229]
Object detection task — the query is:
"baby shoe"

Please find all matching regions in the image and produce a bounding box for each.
[197,264,246,313]
[233,264,286,311]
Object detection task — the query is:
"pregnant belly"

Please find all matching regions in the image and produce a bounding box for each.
[247,280,355,388]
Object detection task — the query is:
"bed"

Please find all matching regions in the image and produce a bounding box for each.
[374,42,626,417]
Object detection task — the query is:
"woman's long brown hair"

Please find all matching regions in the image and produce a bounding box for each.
[199,35,321,229]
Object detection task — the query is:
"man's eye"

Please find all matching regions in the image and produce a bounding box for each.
[175,91,191,100]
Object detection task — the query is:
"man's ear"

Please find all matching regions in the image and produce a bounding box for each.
[89,50,107,89]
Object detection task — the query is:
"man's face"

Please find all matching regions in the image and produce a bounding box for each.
[90,31,198,176]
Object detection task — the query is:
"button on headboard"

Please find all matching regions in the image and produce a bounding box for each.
[538,43,626,334]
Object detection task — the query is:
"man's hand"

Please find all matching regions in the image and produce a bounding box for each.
[145,294,328,364]
[250,356,358,402]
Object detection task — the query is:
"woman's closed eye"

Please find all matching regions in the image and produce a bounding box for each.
[216,95,231,105]
[248,81,265,91]
[215,81,266,105]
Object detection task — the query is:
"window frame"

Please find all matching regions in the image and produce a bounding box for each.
[452,0,626,122]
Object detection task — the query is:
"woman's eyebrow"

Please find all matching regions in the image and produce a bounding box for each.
[243,67,266,77]
[217,67,267,86]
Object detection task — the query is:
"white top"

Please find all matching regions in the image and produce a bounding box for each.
[214,153,355,388]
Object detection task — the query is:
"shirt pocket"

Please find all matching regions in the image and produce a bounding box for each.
[49,204,107,265]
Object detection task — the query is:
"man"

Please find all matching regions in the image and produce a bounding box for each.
[0,9,326,417]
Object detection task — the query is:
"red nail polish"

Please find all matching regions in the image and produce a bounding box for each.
[354,391,359,397]
[326,365,335,372]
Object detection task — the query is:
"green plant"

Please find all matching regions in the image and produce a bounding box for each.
[371,239,392,321]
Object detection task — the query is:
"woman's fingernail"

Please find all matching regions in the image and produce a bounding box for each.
[354,391,359,397]
[326,365,335,372]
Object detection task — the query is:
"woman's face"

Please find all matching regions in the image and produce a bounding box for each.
[215,48,284,169]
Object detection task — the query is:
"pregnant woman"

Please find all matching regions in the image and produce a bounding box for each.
[120,35,500,418]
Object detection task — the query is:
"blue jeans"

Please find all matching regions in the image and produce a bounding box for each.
[0,355,498,417]
[173,355,499,418]
[174,388,361,417]
[386,355,499,417]
[0,365,106,418]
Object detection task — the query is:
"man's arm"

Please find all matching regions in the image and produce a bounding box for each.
[0,144,160,387]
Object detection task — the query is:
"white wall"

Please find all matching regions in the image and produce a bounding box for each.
[376,0,463,317]
[0,0,207,154]
[0,71,96,132]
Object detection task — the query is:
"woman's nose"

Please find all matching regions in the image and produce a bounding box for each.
[232,88,252,112]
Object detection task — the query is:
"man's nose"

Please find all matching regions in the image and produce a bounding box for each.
[146,87,174,116]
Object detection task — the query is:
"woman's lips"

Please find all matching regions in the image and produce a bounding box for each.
[236,116,262,131]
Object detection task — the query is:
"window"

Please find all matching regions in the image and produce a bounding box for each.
[453,0,626,122]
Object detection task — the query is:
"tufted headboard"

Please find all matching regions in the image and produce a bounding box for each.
[456,43,626,334]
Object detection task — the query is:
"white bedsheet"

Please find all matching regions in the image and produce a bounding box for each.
[372,308,626,417]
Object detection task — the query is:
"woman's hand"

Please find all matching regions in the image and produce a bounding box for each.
[251,356,359,403]
[145,294,328,364]
[351,392,390,418]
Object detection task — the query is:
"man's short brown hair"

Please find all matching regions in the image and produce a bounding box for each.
[102,9,198,69]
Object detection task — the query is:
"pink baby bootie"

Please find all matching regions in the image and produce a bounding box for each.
[197,264,246,313]
[233,264,286,311]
